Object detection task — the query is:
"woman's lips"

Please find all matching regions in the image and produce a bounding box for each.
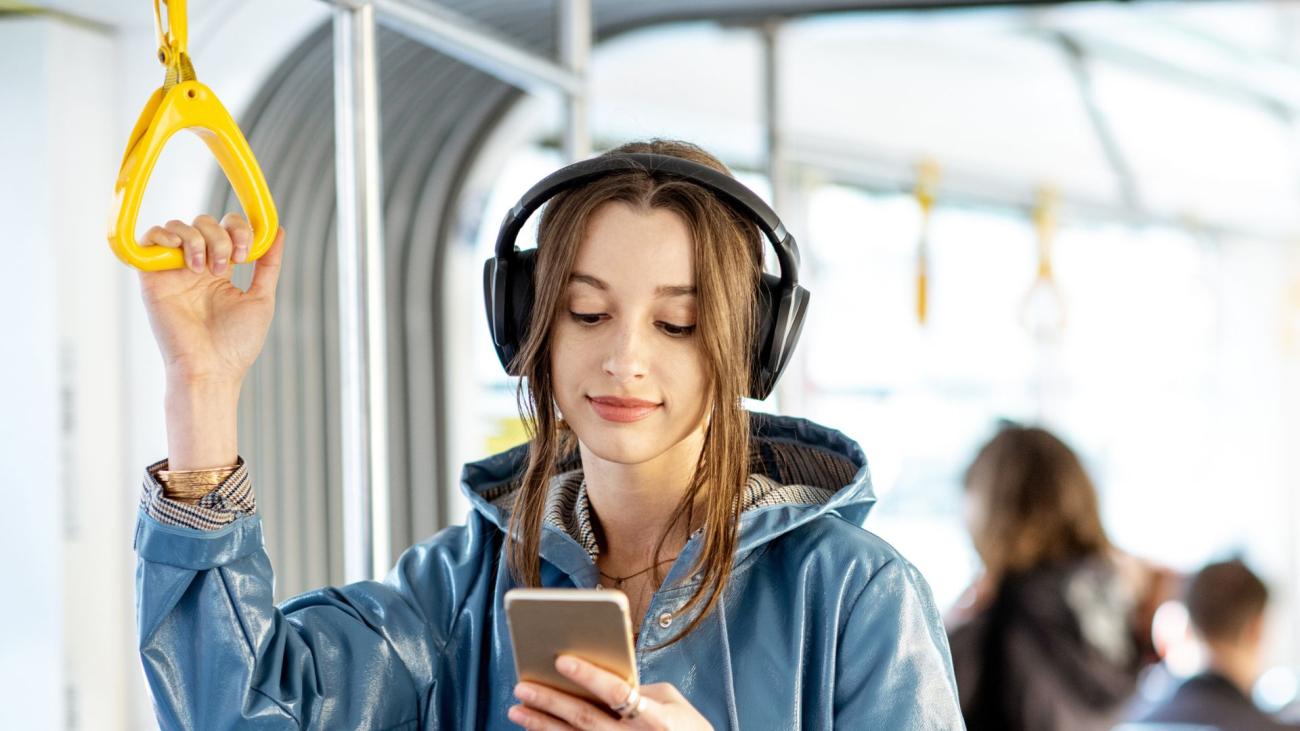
[587,396,661,423]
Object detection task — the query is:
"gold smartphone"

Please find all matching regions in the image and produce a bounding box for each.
[504,588,638,704]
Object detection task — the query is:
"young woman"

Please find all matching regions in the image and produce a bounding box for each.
[946,424,1172,731]
[133,139,961,729]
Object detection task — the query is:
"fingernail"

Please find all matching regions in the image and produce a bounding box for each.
[557,656,577,674]
[191,255,204,272]
[215,258,228,274]
[234,247,247,263]
[514,685,535,702]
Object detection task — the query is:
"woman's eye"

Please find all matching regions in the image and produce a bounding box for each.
[657,321,697,338]
[569,311,605,325]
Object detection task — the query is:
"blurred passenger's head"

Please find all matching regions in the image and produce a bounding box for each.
[963,425,1110,582]
[1186,559,1268,650]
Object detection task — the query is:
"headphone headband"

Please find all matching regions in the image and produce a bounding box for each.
[493,153,801,288]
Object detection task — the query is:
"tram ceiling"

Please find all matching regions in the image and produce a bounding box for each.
[209,0,1297,594]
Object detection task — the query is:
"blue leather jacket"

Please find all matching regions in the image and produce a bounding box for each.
[135,413,964,729]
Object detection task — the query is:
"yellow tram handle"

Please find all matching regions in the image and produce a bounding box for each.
[1032,185,1059,281]
[108,0,278,272]
[914,159,941,326]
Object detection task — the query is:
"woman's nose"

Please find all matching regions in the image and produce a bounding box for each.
[602,322,649,383]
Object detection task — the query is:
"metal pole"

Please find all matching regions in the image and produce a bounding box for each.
[334,2,392,583]
[761,21,785,215]
[760,20,808,415]
[560,0,592,161]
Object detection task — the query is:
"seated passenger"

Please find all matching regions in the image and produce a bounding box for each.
[1135,559,1299,730]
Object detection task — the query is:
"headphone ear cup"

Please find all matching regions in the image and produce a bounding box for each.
[775,285,810,377]
[504,249,538,374]
[753,273,781,397]
[482,249,538,375]
[752,275,810,400]
[483,256,508,367]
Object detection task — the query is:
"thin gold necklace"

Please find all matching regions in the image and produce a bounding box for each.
[598,556,677,590]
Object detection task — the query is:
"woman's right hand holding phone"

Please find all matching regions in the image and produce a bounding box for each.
[135,213,285,471]
[510,655,713,730]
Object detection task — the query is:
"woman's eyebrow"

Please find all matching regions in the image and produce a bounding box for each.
[654,285,696,298]
[569,272,607,290]
[568,273,694,298]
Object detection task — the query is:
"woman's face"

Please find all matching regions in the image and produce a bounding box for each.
[550,200,711,467]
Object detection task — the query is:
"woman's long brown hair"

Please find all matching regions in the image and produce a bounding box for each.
[505,139,762,645]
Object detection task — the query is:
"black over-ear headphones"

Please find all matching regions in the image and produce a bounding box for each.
[482,152,809,400]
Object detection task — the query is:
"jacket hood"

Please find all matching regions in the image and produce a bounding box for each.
[458,412,875,581]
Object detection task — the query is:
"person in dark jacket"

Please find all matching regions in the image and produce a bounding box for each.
[1135,559,1299,730]
[946,424,1171,731]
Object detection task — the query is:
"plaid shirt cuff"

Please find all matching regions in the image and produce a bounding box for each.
[139,456,257,531]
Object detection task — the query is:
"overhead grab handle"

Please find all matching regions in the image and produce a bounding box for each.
[108,0,278,272]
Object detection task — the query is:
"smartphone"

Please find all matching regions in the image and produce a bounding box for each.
[504,588,639,704]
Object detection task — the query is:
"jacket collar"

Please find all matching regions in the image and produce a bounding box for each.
[458,412,875,584]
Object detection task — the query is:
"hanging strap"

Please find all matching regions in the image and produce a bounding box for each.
[914,159,941,326]
[1033,186,1059,281]
[154,0,196,92]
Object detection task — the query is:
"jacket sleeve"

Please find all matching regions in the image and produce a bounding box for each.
[833,557,966,729]
[138,457,253,530]
[134,490,467,729]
